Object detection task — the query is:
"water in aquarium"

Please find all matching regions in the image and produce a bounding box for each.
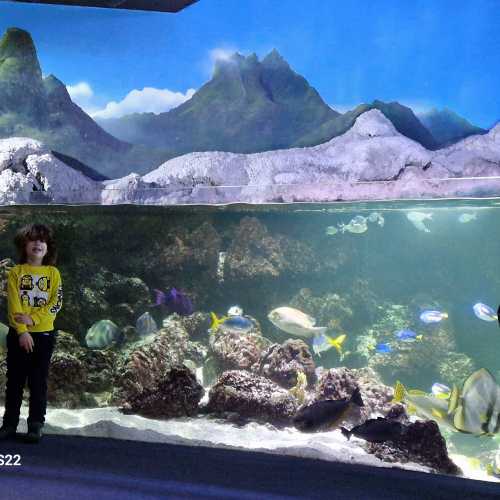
[1,199,499,481]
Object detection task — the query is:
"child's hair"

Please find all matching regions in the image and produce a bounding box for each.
[14,223,58,265]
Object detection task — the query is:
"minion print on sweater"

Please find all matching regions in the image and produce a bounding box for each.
[7,264,63,334]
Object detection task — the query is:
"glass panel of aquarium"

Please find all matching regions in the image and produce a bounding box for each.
[0,0,499,485]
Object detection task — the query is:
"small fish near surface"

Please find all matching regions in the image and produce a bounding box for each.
[473,302,498,322]
[458,213,477,223]
[406,211,433,232]
[367,212,385,227]
[312,332,347,357]
[293,387,364,432]
[419,310,448,324]
[341,417,405,443]
[325,226,339,236]
[86,319,124,349]
[268,307,327,339]
[210,312,254,333]
[153,287,194,316]
[394,329,422,342]
[338,216,368,234]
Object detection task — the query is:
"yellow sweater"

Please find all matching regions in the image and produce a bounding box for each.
[7,263,63,335]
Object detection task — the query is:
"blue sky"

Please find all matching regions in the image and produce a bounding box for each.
[0,0,499,127]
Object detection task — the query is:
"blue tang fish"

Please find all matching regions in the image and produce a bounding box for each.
[394,329,422,342]
[375,343,392,354]
[472,303,497,322]
[419,310,448,324]
[210,312,254,332]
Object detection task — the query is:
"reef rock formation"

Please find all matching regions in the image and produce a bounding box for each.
[122,364,204,418]
[206,370,298,425]
[208,319,270,374]
[225,217,318,281]
[76,269,151,339]
[177,311,212,342]
[157,222,222,276]
[366,420,461,475]
[257,339,316,389]
[437,352,476,386]
[314,367,395,427]
[47,330,117,408]
[113,317,204,417]
[362,303,461,387]
[289,288,354,332]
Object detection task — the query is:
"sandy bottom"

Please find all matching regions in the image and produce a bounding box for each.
[11,404,499,483]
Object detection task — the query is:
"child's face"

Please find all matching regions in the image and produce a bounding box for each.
[26,239,48,261]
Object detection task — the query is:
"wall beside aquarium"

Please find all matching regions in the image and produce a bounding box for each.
[1,0,500,485]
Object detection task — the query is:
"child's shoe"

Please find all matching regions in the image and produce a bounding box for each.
[25,422,43,443]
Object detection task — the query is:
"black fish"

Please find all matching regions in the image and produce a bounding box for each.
[293,387,364,432]
[497,304,500,327]
[341,417,405,443]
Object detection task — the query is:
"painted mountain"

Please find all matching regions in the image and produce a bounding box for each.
[417,108,487,147]
[0,28,169,178]
[97,51,448,154]
[97,50,340,155]
[0,27,491,183]
[3,110,500,205]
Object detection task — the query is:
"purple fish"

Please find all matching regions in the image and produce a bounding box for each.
[153,287,194,316]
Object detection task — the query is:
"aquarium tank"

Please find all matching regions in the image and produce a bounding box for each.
[1,0,500,484]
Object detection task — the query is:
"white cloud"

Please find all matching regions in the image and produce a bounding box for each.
[210,47,237,65]
[66,81,94,103]
[90,87,196,120]
[199,45,240,78]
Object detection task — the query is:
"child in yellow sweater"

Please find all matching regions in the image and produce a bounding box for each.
[0,223,62,443]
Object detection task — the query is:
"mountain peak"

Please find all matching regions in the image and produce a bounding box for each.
[0,27,40,74]
[350,109,398,137]
[262,49,289,68]
[213,51,260,78]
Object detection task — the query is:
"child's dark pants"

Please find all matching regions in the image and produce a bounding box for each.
[2,327,57,428]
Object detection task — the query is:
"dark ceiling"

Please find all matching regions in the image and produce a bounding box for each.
[6,0,198,12]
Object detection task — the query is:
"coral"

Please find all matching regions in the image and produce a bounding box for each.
[209,329,269,372]
[366,420,461,475]
[257,339,316,389]
[225,217,318,282]
[71,269,151,341]
[437,352,476,386]
[157,222,222,275]
[206,370,298,425]
[42,330,117,408]
[177,311,212,342]
[364,304,459,387]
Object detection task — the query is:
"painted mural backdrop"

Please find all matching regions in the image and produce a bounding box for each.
[0,0,498,204]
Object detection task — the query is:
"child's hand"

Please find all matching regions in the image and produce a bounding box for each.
[19,333,34,353]
[13,313,34,326]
